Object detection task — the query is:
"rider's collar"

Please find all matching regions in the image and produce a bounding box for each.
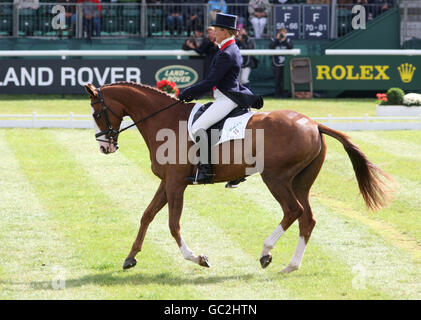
[218,36,235,49]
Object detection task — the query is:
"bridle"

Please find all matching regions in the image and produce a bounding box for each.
[91,87,121,144]
[91,87,181,145]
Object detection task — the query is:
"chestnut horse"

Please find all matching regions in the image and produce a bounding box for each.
[85,82,392,273]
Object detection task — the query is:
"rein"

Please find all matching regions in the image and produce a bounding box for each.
[91,87,181,144]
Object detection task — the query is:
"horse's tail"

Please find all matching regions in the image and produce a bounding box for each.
[318,123,394,210]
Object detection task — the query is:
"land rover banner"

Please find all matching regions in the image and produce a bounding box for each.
[0,59,203,94]
[285,55,420,91]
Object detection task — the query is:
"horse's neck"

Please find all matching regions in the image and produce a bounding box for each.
[120,88,194,151]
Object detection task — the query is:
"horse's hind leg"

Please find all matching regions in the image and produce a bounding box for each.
[259,173,304,269]
[123,181,167,269]
[281,135,326,274]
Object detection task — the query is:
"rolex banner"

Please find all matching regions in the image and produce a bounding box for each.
[0,59,203,94]
[286,55,420,91]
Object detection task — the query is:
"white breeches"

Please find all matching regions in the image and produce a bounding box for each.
[250,17,267,38]
[239,67,251,85]
[191,89,238,136]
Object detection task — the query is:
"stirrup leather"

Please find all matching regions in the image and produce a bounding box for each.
[186,164,214,185]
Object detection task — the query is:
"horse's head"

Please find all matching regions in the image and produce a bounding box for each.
[85,83,123,154]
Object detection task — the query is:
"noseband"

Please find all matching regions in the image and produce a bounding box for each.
[91,87,182,145]
[91,87,122,145]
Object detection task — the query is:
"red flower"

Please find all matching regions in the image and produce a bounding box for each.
[376,93,387,102]
[156,79,179,96]
[376,92,388,105]
[157,80,170,88]
[169,81,176,90]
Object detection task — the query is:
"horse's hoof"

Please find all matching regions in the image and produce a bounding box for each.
[260,254,272,269]
[123,257,137,270]
[198,255,211,268]
[279,264,299,274]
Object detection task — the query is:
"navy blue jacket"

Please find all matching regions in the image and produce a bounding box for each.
[181,40,263,109]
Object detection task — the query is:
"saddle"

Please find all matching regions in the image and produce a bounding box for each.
[191,103,251,144]
[188,102,255,147]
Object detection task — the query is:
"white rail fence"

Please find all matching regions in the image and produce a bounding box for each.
[0,49,302,59]
[1,113,420,131]
[325,49,421,56]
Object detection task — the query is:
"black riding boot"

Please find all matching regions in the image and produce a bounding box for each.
[186,129,214,184]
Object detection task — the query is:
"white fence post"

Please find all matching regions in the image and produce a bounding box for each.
[70,112,74,129]
[32,112,37,128]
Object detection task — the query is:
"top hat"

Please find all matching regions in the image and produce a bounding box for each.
[211,13,239,31]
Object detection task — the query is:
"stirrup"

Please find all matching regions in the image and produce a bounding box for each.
[186,165,214,185]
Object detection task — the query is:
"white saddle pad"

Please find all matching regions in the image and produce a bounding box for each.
[187,102,256,146]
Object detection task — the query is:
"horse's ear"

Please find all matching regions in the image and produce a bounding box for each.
[85,83,98,98]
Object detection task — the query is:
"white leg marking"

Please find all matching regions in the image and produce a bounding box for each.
[261,225,285,257]
[179,236,199,264]
[283,236,307,273]
[290,236,307,268]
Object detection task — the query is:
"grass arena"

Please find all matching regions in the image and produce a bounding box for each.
[0,96,419,300]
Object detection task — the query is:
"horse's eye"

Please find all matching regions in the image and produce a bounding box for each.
[93,112,101,120]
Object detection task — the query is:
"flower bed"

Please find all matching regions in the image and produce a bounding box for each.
[376,89,421,116]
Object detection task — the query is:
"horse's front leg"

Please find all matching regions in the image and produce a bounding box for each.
[167,180,210,268]
[123,181,167,269]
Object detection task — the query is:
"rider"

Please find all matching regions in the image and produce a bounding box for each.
[179,13,263,184]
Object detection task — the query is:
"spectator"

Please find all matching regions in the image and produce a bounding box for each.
[77,0,102,39]
[270,28,293,98]
[193,27,204,39]
[236,27,256,89]
[182,26,204,62]
[353,0,371,20]
[165,0,185,35]
[371,0,393,18]
[182,27,204,51]
[208,0,227,25]
[248,0,270,39]
[228,0,249,29]
[193,26,218,78]
[64,0,77,38]
[186,1,205,37]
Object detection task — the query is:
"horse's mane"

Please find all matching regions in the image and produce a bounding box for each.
[101,81,179,102]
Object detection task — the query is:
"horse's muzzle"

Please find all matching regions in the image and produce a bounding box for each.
[100,143,119,154]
